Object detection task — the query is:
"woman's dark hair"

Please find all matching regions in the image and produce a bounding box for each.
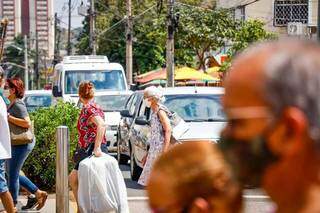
[7,77,25,99]
[78,81,94,100]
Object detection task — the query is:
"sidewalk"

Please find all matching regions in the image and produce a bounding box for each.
[0,193,150,213]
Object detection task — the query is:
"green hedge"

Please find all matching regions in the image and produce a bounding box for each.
[24,102,80,191]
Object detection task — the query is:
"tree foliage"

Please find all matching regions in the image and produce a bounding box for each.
[76,0,276,75]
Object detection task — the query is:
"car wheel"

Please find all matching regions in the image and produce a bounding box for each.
[130,149,142,181]
[117,139,129,165]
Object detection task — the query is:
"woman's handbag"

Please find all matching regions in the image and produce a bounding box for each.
[158,106,189,145]
[9,122,34,146]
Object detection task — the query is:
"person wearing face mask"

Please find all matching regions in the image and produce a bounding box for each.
[5,78,48,210]
[220,40,320,212]
[69,81,108,212]
[138,86,172,186]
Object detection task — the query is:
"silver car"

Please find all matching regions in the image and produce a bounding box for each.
[117,87,226,181]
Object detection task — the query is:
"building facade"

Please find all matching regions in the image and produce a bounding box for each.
[217,0,318,39]
[0,0,54,58]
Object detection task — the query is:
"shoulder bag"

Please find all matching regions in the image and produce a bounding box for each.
[9,122,34,146]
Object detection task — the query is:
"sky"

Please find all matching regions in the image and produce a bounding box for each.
[54,0,85,29]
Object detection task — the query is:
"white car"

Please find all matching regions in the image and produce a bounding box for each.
[94,90,133,152]
[23,90,52,112]
[117,87,226,180]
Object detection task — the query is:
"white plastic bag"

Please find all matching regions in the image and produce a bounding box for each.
[78,154,129,213]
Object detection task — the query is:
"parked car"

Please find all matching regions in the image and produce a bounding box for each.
[23,90,52,112]
[117,87,226,181]
[94,91,132,152]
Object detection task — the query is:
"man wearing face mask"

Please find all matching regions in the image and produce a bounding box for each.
[219,40,320,212]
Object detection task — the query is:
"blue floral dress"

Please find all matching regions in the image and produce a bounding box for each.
[138,108,164,186]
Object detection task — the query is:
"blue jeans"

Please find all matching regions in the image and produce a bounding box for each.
[7,140,38,204]
[0,160,8,193]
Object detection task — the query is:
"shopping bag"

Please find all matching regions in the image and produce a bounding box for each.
[78,153,129,213]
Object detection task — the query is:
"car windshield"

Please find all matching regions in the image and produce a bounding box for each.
[95,95,129,112]
[64,70,126,94]
[24,95,52,111]
[164,94,225,122]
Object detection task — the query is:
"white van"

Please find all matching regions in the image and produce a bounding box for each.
[52,55,128,103]
[52,55,129,152]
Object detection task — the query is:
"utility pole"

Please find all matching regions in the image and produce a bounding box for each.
[318,0,320,41]
[166,0,175,87]
[54,13,58,61]
[90,0,96,55]
[35,31,39,89]
[126,0,133,85]
[67,0,72,55]
[24,35,28,90]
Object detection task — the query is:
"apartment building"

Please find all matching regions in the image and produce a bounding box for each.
[217,0,318,38]
[0,0,21,41]
[0,0,54,58]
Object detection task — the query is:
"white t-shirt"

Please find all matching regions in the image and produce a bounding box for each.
[0,97,11,159]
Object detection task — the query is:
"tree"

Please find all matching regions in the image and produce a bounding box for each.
[76,0,275,74]
[229,19,277,56]
[175,6,236,69]
[3,35,25,78]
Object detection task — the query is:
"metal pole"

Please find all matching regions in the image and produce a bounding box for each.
[126,0,133,85]
[90,0,96,55]
[56,126,69,213]
[67,0,72,55]
[166,0,175,87]
[24,35,28,90]
[35,31,39,89]
[318,0,320,41]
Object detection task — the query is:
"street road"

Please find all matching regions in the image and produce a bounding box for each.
[120,164,276,213]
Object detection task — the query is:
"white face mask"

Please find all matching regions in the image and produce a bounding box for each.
[3,89,10,98]
[144,99,152,108]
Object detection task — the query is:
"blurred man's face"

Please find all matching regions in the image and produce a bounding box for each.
[219,55,282,187]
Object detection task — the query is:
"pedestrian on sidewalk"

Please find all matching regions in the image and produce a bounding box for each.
[5,77,48,210]
[220,40,320,212]
[148,141,242,212]
[0,67,15,213]
[138,86,172,186]
[69,81,108,212]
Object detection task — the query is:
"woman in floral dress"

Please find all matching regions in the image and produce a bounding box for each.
[138,86,172,186]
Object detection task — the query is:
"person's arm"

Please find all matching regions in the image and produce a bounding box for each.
[158,110,172,152]
[89,115,107,157]
[8,114,31,129]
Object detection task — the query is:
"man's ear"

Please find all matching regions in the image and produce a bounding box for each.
[269,107,308,156]
[188,198,210,213]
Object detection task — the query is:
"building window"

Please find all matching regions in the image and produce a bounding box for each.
[274,0,308,26]
[234,6,245,21]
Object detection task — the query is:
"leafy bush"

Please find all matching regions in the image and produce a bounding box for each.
[24,102,80,191]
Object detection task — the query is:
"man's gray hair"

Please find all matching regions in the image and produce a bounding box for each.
[263,40,320,140]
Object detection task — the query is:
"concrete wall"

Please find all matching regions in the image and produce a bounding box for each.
[217,0,317,38]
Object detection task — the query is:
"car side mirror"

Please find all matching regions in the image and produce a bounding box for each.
[120,110,132,118]
[52,85,62,97]
[135,116,149,125]
[130,84,137,91]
